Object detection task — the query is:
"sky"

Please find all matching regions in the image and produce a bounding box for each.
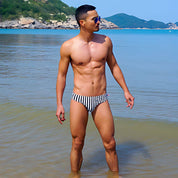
[61,0,178,23]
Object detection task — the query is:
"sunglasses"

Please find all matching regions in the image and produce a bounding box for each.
[93,16,101,24]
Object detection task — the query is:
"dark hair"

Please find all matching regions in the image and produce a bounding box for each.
[75,4,96,26]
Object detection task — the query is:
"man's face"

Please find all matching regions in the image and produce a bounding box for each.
[83,10,100,32]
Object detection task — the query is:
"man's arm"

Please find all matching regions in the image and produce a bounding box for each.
[56,42,71,124]
[106,37,134,109]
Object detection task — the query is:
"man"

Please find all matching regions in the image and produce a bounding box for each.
[56,4,134,174]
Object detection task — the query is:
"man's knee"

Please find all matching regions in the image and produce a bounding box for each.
[72,137,85,151]
[103,137,116,152]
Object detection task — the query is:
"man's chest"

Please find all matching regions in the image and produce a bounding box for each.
[70,42,108,65]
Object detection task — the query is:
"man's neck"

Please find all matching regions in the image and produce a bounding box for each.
[78,29,95,42]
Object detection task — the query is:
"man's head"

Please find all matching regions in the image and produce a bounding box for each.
[75,4,101,32]
[75,5,96,26]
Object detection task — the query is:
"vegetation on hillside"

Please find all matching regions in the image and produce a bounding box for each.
[0,0,76,22]
[105,13,169,29]
[0,1,176,28]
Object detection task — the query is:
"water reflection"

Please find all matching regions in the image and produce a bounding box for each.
[0,33,72,106]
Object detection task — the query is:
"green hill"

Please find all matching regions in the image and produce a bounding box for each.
[0,0,76,22]
[105,13,169,29]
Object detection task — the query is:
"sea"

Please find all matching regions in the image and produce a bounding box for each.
[0,29,178,178]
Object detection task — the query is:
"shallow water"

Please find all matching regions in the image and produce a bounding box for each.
[0,29,178,122]
[0,103,177,177]
[0,29,178,177]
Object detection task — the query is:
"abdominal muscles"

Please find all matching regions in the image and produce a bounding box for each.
[72,61,107,96]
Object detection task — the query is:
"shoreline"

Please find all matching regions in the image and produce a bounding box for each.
[0,17,177,30]
[0,27,177,30]
[0,16,119,30]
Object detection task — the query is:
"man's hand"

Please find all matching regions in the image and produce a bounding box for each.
[56,105,66,124]
[124,91,135,109]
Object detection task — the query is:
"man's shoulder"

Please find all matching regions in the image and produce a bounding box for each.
[60,37,78,55]
[95,33,110,38]
[94,34,112,48]
[61,37,75,49]
[95,33,112,43]
[95,33,106,39]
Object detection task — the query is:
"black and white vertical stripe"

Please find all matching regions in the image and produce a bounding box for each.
[72,93,108,112]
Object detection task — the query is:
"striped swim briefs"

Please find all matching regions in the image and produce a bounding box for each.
[71,93,108,112]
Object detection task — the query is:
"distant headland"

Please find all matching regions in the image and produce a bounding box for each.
[105,13,178,30]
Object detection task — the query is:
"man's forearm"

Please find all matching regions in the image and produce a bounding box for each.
[56,75,66,106]
[112,65,129,93]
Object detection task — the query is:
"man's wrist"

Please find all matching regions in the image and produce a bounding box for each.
[123,88,130,93]
[57,103,63,107]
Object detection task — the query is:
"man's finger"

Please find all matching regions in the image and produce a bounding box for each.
[60,117,65,121]
[56,115,63,124]
[61,112,65,120]
[126,103,131,108]
[130,103,133,109]
[129,98,134,109]
[126,98,134,109]
[58,118,63,124]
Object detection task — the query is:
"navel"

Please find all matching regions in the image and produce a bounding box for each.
[78,62,83,65]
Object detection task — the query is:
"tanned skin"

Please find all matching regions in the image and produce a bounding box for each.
[56,9,134,176]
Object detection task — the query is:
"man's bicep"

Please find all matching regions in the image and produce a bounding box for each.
[106,37,116,69]
[58,56,70,75]
[107,49,117,73]
[58,44,70,76]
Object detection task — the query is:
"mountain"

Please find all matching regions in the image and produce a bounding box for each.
[105,13,169,29]
[0,1,177,29]
[0,0,75,22]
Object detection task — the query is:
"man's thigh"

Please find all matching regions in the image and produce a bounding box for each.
[70,99,88,138]
[92,101,115,141]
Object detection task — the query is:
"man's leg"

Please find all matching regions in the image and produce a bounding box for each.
[70,99,88,172]
[92,101,119,172]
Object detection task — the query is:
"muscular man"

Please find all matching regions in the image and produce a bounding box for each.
[56,5,134,174]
